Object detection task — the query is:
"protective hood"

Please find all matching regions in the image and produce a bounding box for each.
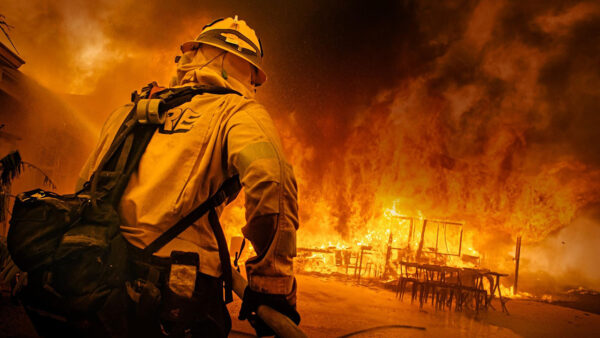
[171,49,255,99]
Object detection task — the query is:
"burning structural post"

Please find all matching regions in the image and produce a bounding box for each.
[514,235,522,296]
[383,216,414,279]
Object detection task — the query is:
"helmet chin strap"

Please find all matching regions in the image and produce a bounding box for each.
[220,53,228,80]
[197,50,226,72]
[250,68,258,87]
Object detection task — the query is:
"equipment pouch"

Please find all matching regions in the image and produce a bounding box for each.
[168,251,198,299]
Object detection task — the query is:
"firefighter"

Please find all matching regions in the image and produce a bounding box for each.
[77,16,299,337]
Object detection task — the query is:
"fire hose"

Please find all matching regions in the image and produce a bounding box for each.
[232,269,427,337]
[232,269,307,338]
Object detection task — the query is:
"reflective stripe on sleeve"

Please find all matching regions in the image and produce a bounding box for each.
[235,141,278,177]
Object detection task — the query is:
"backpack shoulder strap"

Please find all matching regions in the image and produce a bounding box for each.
[85,84,241,205]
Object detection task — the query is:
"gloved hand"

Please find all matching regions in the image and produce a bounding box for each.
[238,286,300,337]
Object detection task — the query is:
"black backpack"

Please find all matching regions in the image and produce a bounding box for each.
[7,84,241,318]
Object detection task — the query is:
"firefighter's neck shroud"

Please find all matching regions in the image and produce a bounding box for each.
[175,45,256,99]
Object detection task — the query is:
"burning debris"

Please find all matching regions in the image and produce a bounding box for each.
[293,215,515,314]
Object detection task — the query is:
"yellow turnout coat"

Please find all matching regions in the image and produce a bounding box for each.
[78,67,298,295]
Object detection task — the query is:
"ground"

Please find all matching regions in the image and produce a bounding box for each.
[229,274,600,337]
[1,275,599,337]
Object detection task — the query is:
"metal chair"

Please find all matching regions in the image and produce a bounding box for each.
[456,268,487,313]
[396,261,424,304]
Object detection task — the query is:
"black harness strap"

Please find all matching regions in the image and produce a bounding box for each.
[114,133,135,175]
[89,116,137,205]
[143,176,242,303]
[208,208,234,303]
[143,176,241,257]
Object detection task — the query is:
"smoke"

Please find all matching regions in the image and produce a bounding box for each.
[520,205,600,292]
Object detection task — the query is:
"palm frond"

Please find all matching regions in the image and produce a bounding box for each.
[0,151,23,187]
[0,151,57,190]
[22,162,57,190]
[0,14,20,55]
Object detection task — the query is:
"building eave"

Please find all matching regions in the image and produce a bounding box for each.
[0,42,25,69]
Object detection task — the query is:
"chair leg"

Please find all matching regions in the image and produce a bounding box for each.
[438,288,447,310]
[455,289,463,311]
[450,288,456,310]
[415,283,422,305]
[400,280,406,300]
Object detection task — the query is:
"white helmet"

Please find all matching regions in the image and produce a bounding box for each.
[180,16,267,86]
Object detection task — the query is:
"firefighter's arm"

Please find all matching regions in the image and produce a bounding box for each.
[225,104,298,295]
[225,104,300,333]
